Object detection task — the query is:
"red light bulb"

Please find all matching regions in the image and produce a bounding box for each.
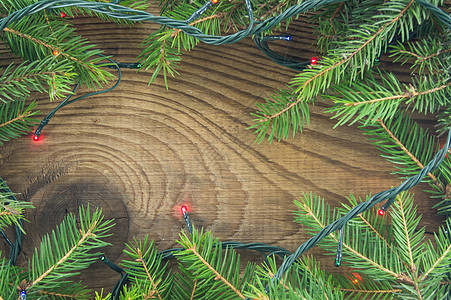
[378,209,385,216]
[181,206,188,214]
[61,12,66,18]
[33,134,39,141]
[311,57,317,65]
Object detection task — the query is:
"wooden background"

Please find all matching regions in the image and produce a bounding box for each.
[0,5,443,294]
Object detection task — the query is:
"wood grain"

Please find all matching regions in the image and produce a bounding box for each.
[0,7,444,294]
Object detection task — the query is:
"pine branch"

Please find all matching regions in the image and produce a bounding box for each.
[360,112,445,191]
[138,29,181,89]
[252,0,428,141]
[245,255,343,299]
[0,180,33,232]
[121,236,173,299]
[0,58,76,103]
[26,206,113,296]
[0,257,20,300]
[2,15,115,88]
[138,1,224,88]
[420,220,451,281]
[390,35,451,74]
[390,193,424,278]
[294,193,404,281]
[326,71,450,127]
[249,87,310,143]
[334,272,402,299]
[437,106,451,136]
[0,99,39,145]
[175,228,254,299]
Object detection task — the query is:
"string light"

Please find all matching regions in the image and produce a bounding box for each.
[378,197,396,216]
[20,290,27,300]
[52,50,59,56]
[261,35,292,41]
[60,12,66,18]
[311,57,317,65]
[350,272,363,285]
[186,0,219,23]
[181,205,193,235]
[99,255,124,274]
[335,227,343,267]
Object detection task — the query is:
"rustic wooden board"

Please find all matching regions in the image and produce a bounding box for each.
[0,7,443,293]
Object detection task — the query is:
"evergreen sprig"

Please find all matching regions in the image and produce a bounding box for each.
[391,35,451,74]
[326,71,450,127]
[360,113,441,183]
[26,205,114,298]
[294,191,451,298]
[250,87,310,143]
[1,11,114,89]
[174,228,253,299]
[0,179,33,233]
[121,236,173,299]
[0,99,39,145]
[138,0,223,88]
[252,0,446,142]
[0,58,76,103]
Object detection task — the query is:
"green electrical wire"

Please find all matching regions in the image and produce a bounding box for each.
[34,54,142,139]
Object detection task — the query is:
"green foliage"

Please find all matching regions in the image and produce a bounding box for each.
[121,236,173,299]
[0,256,21,300]
[360,112,440,181]
[251,0,449,144]
[138,29,182,88]
[2,14,114,89]
[250,87,310,143]
[0,204,114,299]
[326,70,450,127]
[391,35,451,75]
[70,0,151,26]
[0,99,39,145]
[294,191,451,299]
[174,228,254,299]
[0,180,33,232]
[437,106,451,135]
[138,0,223,88]
[0,58,76,103]
[245,255,343,300]
[27,205,114,297]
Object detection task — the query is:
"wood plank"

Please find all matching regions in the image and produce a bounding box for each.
[0,8,444,293]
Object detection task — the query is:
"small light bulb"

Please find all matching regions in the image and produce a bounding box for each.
[33,134,39,141]
[311,57,318,65]
[353,279,358,284]
[181,206,188,214]
[378,209,385,216]
[211,0,219,3]
[52,50,59,56]
[285,35,292,41]
[61,12,66,18]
